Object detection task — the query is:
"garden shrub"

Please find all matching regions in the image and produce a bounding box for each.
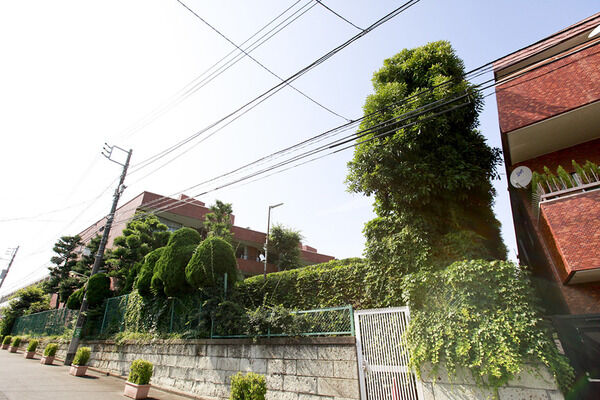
[230,372,267,400]
[11,337,21,347]
[66,287,84,310]
[135,247,165,296]
[87,273,111,308]
[401,259,574,393]
[128,359,153,385]
[153,228,201,297]
[2,335,12,345]
[186,236,238,290]
[73,347,91,366]
[44,343,58,357]
[27,339,39,352]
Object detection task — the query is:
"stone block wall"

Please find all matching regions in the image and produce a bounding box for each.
[80,337,359,400]
[420,363,564,400]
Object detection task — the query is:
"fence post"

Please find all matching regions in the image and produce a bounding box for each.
[100,299,110,334]
[169,298,175,333]
[224,273,228,300]
[349,305,355,337]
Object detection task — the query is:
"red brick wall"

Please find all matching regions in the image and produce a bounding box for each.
[496,43,600,134]
[540,190,600,275]
[513,138,600,174]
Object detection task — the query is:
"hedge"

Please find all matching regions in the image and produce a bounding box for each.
[233,258,400,310]
[66,287,84,310]
[186,236,238,290]
[135,247,165,296]
[87,273,111,308]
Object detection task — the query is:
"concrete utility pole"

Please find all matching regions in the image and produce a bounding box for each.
[0,246,19,290]
[263,203,283,279]
[64,144,132,365]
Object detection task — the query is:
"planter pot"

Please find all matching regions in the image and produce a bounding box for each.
[40,355,55,365]
[1,344,8,350]
[69,365,88,377]
[24,351,36,359]
[9,346,18,353]
[124,382,151,399]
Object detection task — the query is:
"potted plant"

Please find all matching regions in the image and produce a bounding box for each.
[124,359,153,399]
[230,372,267,400]
[24,339,39,359]
[40,343,58,365]
[9,337,21,353]
[1,335,12,350]
[69,347,91,376]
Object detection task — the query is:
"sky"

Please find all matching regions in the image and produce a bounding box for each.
[0,0,598,298]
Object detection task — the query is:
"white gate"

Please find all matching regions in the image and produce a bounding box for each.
[354,307,423,400]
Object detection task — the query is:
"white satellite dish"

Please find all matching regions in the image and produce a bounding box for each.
[510,166,532,188]
[589,24,600,39]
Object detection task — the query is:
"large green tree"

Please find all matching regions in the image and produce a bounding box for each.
[268,224,303,271]
[347,41,506,272]
[203,200,234,243]
[105,214,170,294]
[44,235,82,306]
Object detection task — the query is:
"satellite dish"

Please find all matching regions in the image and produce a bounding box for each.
[589,24,600,39]
[510,166,532,188]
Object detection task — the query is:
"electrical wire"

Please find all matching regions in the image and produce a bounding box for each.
[316,0,364,31]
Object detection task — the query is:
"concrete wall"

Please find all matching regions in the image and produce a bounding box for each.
[53,337,359,400]
[420,363,564,400]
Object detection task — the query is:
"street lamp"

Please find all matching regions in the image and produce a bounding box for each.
[264,203,283,279]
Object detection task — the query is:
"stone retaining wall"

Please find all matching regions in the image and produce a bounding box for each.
[69,337,359,400]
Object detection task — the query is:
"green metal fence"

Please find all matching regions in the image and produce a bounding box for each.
[11,308,77,336]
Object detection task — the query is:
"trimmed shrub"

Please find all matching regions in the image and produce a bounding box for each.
[149,274,164,296]
[27,340,39,352]
[229,372,266,400]
[11,337,21,347]
[2,335,12,345]
[44,343,58,357]
[87,273,111,308]
[233,258,374,310]
[135,247,165,296]
[153,228,201,297]
[73,347,91,366]
[401,259,574,393]
[186,236,238,290]
[128,359,153,385]
[66,287,84,310]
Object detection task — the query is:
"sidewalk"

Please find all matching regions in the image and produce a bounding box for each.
[0,348,192,400]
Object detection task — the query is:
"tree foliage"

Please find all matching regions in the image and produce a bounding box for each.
[152,227,201,297]
[268,224,303,270]
[44,235,82,303]
[0,285,49,336]
[105,214,170,294]
[204,200,234,243]
[134,247,166,296]
[66,287,84,310]
[346,41,506,270]
[86,273,112,308]
[185,236,238,290]
[401,259,574,392]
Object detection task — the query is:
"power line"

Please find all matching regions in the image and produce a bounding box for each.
[175,0,349,122]
[316,0,364,31]
[127,0,423,175]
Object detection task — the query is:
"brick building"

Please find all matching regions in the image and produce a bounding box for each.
[77,191,334,277]
[493,13,600,315]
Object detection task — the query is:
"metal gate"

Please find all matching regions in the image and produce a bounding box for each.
[354,307,423,400]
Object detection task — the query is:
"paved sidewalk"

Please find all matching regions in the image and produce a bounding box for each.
[0,348,191,400]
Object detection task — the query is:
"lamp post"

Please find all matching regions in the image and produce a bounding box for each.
[264,203,283,279]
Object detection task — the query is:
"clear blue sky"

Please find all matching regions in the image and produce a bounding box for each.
[0,0,598,297]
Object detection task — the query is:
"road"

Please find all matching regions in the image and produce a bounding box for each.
[0,347,191,400]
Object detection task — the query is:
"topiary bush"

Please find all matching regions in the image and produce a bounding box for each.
[135,247,165,296]
[128,359,153,385]
[73,347,91,366]
[66,287,84,310]
[229,372,266,400]
[401,259,575,393]
[186,236,238,290]
[2,335,12,345]
[87,273,111,308]
[27,339,39,352]
[44,343,58,357]
[11,337,21,347]
[153,228,201,297]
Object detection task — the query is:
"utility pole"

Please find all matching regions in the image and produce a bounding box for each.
[0,246,19,290]
[64,144,132,365]
[263,203,283,279]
